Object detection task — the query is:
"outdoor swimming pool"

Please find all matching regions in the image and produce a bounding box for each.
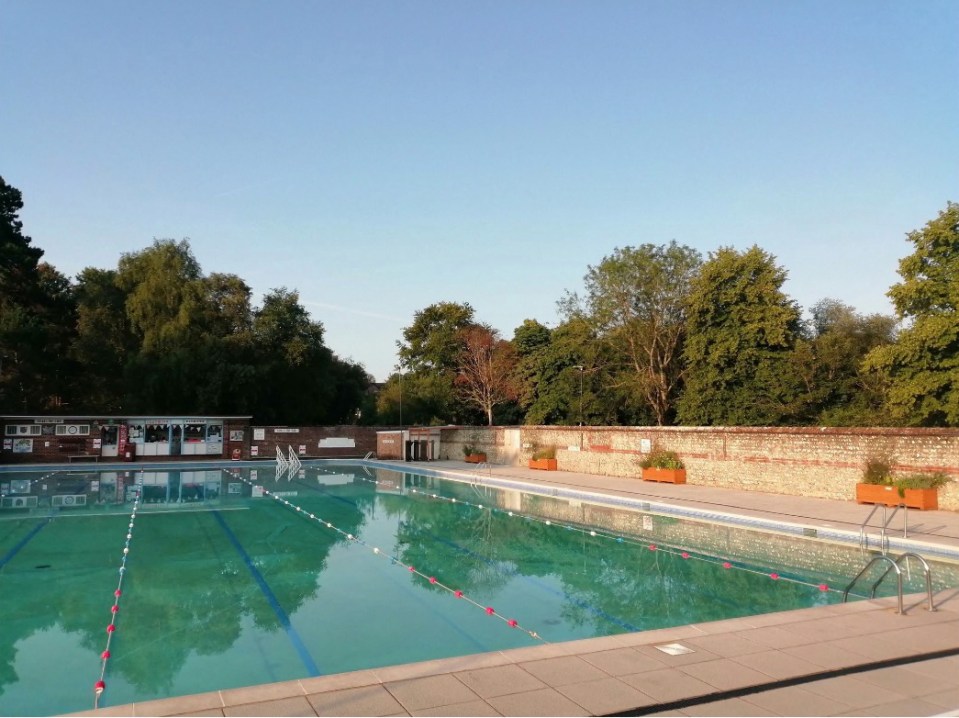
[1,461,956,715]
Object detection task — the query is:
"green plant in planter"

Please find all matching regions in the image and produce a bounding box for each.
[462,444,475,457]
[639,448,684,470]
[531,445,556,461]
[862,456,894,486]
[894,472,950,497]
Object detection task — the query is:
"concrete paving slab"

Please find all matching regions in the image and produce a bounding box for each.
[682,696,777,717]
[619,667,718,703]
[306,685,405,716]
[383,674,482,712]
[739,685,852,716]
[730,648,823,680]
[484,687,587,716]
[580,646,670,676]
[513,655,608,687]
[678,658,773,691]
[221,695,316,717]
[555,676,657,714]
[410,698,501,716]
[451,664,548,699]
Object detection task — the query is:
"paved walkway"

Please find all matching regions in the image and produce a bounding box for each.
[71,461,959,717]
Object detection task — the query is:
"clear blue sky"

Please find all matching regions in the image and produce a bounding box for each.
[3,1,956,381]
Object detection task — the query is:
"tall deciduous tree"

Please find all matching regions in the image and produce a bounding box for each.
[455,324,518,425]
[864,202,959,426]
[678,246,801,425]
[560,242,702,425]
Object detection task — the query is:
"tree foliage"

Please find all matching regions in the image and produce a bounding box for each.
[454,324,518,425]
[678,246,802,425]
[561,242,701,425]
[783,299,896,425]
[0,176,79,413]
[4,173,955,430]
[863,202,959,426]
[397,301,475,373]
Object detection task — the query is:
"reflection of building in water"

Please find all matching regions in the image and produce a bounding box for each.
[374,469,404,494]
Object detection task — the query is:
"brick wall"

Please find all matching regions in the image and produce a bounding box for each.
[249,425,383,460]
[437,426,959,512]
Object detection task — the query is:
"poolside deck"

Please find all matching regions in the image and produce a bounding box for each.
[70,460,959,717]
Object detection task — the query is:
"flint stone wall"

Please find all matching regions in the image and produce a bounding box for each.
[436,426,959,512]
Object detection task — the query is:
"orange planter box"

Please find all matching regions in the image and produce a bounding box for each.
[464,453,487,464]
[641,468,686,484]
[855,483,938,510]
[529,458,557,471]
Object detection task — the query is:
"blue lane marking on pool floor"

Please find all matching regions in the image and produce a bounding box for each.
[211,510,322,677]
[0,518,52,570]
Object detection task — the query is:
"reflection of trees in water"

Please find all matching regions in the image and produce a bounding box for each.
[0,478,367,699]
[0,514,137,699]
[393,483,827,636]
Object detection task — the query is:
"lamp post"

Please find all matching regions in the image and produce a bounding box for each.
[572,365,584,426]
[395,364,403,427]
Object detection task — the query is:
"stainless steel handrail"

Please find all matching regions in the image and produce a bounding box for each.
[843,555,903,614]
[859,504,882,551]
[859,502,909,553]
[871,552,936,612]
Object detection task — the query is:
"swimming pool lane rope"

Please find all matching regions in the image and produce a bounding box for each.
[337,469,834,597]
[93,478,143,709]
[222,470,546,643]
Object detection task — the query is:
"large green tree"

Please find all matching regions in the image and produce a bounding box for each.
[864,202,959,426]
[678,246,802,425]
[560,242,702,425]
[511,317,622,425]
[783,299,896,425]
[388,301,479,424]
[0,176,78,412]
[397,301,476,372]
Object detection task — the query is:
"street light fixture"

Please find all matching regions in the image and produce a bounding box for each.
[395,363,404,428]
[572,365,584,426]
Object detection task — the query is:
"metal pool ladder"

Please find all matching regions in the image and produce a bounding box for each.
[842,552,936,614]
[858,503,908,554]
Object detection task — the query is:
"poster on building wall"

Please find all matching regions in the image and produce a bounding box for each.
[229,430,244,441]
[3,439,11,451]
[251,446,259,456]
[298,445,306,454]
[253,428,265,441]
[10,479,30,493]
[12,439,33,453]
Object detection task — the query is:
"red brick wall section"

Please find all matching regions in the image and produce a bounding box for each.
[438,426,959,512]
[250,425,383,461]
[377,431,404,460]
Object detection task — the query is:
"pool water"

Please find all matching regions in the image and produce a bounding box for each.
[0,462,955,715]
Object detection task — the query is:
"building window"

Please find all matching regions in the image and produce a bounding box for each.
[55,424,91,436]
[5,425,41,436]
